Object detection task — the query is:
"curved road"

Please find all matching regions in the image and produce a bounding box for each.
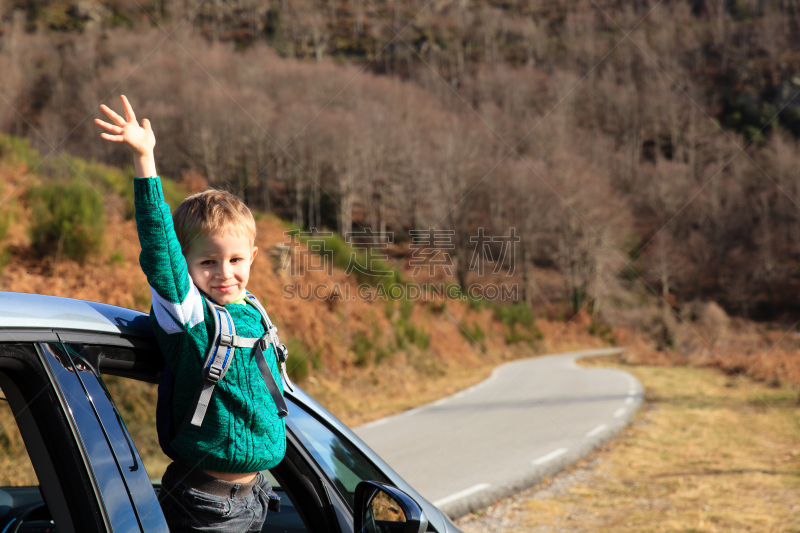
[353,348,642,519]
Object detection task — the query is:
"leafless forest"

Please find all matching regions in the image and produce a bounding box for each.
[2,0,800,322]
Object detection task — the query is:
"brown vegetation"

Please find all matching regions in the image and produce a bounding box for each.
[2,1,800,321]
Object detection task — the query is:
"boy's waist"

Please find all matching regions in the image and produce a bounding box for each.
[162,458,259,498]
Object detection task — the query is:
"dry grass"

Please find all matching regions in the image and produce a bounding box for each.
[457,356,800,532]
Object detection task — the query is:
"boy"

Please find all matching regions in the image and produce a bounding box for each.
[95,95,285,533]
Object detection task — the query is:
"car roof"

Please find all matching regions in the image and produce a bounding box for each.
[0,291,155,339]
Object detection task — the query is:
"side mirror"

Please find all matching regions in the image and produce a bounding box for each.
[353,481,428,533]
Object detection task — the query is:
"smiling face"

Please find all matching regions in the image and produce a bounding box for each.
[184,231,258,305]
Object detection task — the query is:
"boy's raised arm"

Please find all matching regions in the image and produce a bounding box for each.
[95,96,204,334]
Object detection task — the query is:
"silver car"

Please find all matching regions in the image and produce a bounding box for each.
[0,291,464,533]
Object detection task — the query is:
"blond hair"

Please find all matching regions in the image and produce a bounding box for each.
[172,189,256,253]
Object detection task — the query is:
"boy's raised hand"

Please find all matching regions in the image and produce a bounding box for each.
[94,95,155,156]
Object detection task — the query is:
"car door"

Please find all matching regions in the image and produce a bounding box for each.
[0,337,168,533]
[64,338,426,533]
[3,334,433,533]
[59,338,348,533]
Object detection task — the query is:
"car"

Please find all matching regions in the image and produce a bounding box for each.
[0,291,465,533]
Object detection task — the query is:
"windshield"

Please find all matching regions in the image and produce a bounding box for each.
[285,397,388,509]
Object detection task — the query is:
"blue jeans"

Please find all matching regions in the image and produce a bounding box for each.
[158,460,279,533]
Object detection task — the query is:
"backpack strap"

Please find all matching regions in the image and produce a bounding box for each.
[189,296,238,427]
[244,291,295,394]
[183,293,290,431]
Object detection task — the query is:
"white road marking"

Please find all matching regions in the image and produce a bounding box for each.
[613,407,627,418]
[532,447,569,465]
[433,483,492,507]
[361,419,388,429]
[625,396,634,405]
[585,423,608,438]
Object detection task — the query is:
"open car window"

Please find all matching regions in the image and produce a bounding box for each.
[0,384,59,533]
[0,388,37,486]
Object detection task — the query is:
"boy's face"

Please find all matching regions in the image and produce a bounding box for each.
[184,231,258,305]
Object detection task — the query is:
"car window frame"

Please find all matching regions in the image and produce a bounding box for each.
[283,395,391,513]
[0,340,106,533]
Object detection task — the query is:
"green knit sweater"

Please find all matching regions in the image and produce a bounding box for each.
[134,176,286,473]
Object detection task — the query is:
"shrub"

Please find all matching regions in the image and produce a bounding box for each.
[28,180,105,265]
[0,198,12,244]
[588,320,617,345]
[393,317,430,350]
[426,298,447,314]
[466,294,485,311]
[493,301,534,328]
[284,336,322,382]
[0,135,41,170]
[460,321,486,350]
[109,251,125,265]
[351,331,373,367]
[284,227,403,287]
[384,299,395,320]
[350,322,394,366]
[492,302,543,345]
[399,298,413,320]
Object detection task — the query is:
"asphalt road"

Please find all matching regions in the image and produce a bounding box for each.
[353,348,642,518]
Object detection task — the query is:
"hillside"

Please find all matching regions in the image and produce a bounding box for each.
[3,1,800,321]
[1,137,800,485]
[0,137,607,422]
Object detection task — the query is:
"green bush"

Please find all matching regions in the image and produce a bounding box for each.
[109,251,125,265]
[0,135,41,170]
[0,135,184,220]
[466,293,485,311]
[0,201,11,243]
[283,336,322,382]
[460,320,486,349]
[351,331,373,367]
[588,320,617,345]
[394,317,430,350]
[284,226,403,287]
[399,298,413,320]
[383,299,395,320]
[350,322,393,367]
[492,302,543,346]
[28,180,105,264]
[493,301,534,328]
